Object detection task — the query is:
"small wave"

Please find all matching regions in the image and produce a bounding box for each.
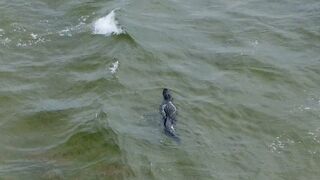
[92,10,124,36]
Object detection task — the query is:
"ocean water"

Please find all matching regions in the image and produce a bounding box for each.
[0,0,320,179]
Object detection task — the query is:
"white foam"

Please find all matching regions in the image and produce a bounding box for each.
[250,40,259,46]
[0,29,4,37]
[79,15,89,23]
[268,134,295,153]
[1,37,11,46]
[308,130,320,143]
[11,23,26,32]
[58,29,72,37]
[304,106,311,110]
[109,60,119,74]
[58,22,86,37]
[30,33,38,39]
[93,10,124,36]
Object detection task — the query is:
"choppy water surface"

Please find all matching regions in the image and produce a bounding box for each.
[1,0,320,179]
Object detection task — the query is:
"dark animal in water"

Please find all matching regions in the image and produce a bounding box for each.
[160,88,177,135]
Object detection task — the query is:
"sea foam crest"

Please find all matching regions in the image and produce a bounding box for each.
[93,10,124,36]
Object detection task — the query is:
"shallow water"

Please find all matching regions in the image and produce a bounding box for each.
[0,0,320,179]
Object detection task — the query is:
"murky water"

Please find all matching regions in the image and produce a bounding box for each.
[1,0,320,179]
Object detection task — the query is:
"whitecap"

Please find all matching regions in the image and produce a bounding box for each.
[92,10,124,36]
[109,60,119,74]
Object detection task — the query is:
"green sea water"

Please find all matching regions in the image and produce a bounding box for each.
[0,0,320,179]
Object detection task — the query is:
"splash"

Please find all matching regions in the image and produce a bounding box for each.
[92,10,124,36]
